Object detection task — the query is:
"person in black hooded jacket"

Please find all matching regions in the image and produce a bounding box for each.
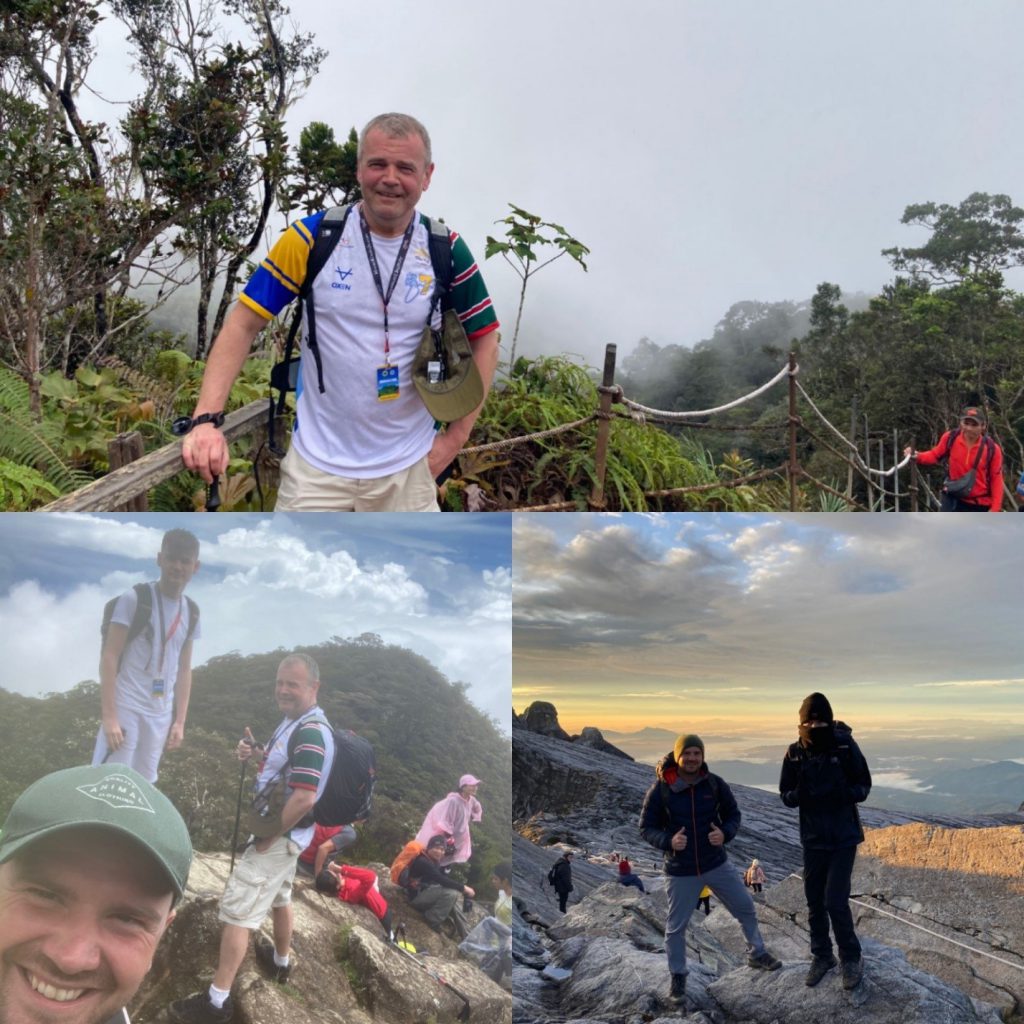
[779,692,871,991]
[640,733,780,1007]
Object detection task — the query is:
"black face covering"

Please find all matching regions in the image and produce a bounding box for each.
[799,723,835,752]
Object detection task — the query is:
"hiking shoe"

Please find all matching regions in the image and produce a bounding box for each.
[747,950,782,971]
[255,936,291,984]
[805,955,837,987]
[168,992,233,1024]
[669,972,686,1006]
[841,957,864,990]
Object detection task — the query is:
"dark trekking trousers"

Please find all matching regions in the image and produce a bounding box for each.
[803,845,861,962]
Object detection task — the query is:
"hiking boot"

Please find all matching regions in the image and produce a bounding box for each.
[804,955,837,987]
[255,936,291,984]
[669,973,686,1006]
[168,992,233,1024]
[841,956,864,990]
[747,949,782,971]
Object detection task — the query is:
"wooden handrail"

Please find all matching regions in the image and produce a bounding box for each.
[41,400,271,512]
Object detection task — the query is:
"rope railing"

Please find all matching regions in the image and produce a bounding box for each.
[614,362,794,423]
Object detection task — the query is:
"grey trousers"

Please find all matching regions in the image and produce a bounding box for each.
[410,884,469,935]
[665,861,766,975]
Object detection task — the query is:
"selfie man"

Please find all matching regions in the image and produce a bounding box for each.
[0,764,193,1024]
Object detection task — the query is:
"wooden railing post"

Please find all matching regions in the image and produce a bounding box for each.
[107,432,147,512]
[589,343,617,510]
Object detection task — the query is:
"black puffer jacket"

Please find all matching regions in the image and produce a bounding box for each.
[638,751,739,877]
[779,721,871,850]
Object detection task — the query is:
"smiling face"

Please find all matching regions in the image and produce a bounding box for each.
[960,416,984,443]
[678,746,704,778]
[274,658,319,720]
[356,127,433,237]
[156,538,199,599]
[0,829,175,1024]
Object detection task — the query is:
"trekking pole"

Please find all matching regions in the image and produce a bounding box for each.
[229,731,253,873]
[206,474,221,512]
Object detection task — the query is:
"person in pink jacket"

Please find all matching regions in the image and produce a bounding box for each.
[414,774,482,867]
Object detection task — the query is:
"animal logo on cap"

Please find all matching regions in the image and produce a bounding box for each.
[76,773,157,813]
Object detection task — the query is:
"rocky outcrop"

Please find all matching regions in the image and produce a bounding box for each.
[573,726,633,760]
[513,721,1024,1024]
[134,853,510,1024]
[520,701,571,740]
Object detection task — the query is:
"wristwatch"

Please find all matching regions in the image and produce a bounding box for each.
[172,412,226,436]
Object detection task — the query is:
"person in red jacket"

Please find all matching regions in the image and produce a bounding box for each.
[905,406,1003,511]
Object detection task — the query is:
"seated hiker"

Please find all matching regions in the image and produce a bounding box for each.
[493,860,512,926]
[618,856,646,893]
[315,862,393,939]
[296,821,358,877]
[458,860,512,988]
[405,834,475,938]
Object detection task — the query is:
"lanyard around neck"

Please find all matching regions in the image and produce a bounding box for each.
[154,585,183,672]
[359,208,416,364]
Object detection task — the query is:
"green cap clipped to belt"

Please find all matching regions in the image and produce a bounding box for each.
[411,309,484,423]
[0,764,193,897]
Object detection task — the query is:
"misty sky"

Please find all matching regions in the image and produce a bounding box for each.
[90,0,1024,370]
[513,514,1024,761]
[0,513,512,729]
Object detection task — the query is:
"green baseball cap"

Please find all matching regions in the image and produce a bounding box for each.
[411,309,484,423]
[0,765,192,897]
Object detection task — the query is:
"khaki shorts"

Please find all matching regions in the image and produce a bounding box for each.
[218,837,301,929]
[276,447,440,512]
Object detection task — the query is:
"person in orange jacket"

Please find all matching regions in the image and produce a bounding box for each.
[905,406,1003,511]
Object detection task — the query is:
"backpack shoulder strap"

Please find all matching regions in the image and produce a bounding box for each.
[424,215,454,316]
[301,205,352,300]
[942,428,961,461]
[184,596,199,644]
[124,582,153,649]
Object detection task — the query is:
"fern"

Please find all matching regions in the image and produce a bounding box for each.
[0,457,61,510]
[0,368,90,494]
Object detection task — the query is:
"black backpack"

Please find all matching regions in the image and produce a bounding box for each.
[100,583,199,670]
[287,717,376,826]
[267,204,455,454]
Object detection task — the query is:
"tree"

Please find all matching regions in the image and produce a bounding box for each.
[882,192,1024,284]
[484,203,589,366]
[280,121,359,216]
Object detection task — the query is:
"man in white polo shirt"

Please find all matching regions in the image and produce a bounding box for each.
[181,112,500,511]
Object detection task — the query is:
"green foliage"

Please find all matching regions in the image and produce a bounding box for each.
[883,192,1024,284]
[282,122,359,214]
[485,203,590,365]
[0,638,511,901]
[0,457,60,508]
[465,355,784,511]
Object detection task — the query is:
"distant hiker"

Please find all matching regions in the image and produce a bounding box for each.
[904,406,1004,511]
[169,653,335,1024]
[745,859,766,893]
[295,821,358,878]
[618,856,646,893]
[0,764,192,1024]
[414,773,483,867]
[779,692,872,991]
[696,885,711,915]
[315,863,393,939]
[547,851,574,913]
[640,733,781,1008]
[404,834,474,938]
[91,528,201,782]
[180,112,500,511]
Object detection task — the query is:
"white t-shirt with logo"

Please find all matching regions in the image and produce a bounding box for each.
[110,584,200,716]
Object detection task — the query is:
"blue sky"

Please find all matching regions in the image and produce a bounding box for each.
[0,513,512,728]
[513,513,1024,760]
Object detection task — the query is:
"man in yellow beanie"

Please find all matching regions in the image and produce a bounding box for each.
[640,733,780,1008]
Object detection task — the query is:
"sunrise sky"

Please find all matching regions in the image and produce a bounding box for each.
[513,514,1024,763]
